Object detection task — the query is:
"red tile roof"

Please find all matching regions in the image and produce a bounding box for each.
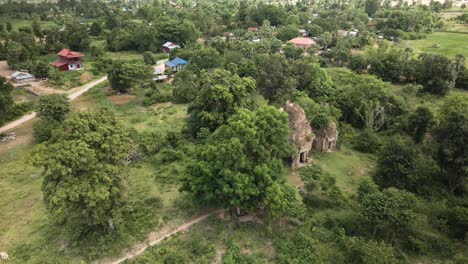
[50,61,68,67]
[288,37,316,45]
[57,48,84,58]
[248,27,258,32]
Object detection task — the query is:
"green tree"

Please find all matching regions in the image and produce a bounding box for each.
[348,55,368,74]
[277,24,299,42]
[358,179,417,240]
[108,61,152,92]
[89,21,102,36]
[407,106,435,144]
[182,106,295,212]
[27,60,52,78]
[0,77,15,124]
[417,54,457,95]
[30,111,132,234]
[365,0,381,17]
[255,54,297,102]
[187,69,256,137]
[374,136,419,191]
[173,69,199,103]
[142,51,156,65]
[31,17,44,40]
[6,22,12,32]
[37,94,70,122]
[294,61,334,102]
[433,95,468,194]
[283,43,303,60]
[305,24,323,37]
[318,32,333,50]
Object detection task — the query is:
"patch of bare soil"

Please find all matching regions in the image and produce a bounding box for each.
[0,119,35,154]
[0,60,13,78]
[25,81,67,96]
[79,72,93,84]
[109,94,135,105]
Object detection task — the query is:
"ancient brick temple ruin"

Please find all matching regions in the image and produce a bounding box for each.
[282,103,314,168]
[312,122,338,152]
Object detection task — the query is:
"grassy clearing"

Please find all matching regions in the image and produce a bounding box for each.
[398,32,468,64]
[0,18,58,30]
[312,146,376,193]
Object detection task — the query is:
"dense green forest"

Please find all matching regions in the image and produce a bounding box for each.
[0,0,466,263]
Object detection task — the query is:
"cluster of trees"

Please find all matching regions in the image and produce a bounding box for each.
[349,44,466,94]
[10,0,465,262]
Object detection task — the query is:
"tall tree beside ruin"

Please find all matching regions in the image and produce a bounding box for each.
[182,106,298,214]
[187,69,256,137]
[30,110,132,234]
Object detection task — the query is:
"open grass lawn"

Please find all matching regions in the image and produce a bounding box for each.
[287,146,376,194]
[313,147,376,193]
[0,18,58,30]
[398,32,468,64]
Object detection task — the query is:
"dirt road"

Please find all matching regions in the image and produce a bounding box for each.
[103,210,222,264]
[0,76,107,133]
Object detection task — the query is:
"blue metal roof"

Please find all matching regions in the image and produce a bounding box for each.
[164,57,188,67]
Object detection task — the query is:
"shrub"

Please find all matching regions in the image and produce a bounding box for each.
[33,119,60,143]
[353,129,381,153]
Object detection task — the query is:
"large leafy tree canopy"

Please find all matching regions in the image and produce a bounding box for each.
[30,110,132,233]
[182,106,301,215]
[37,93,70,122]
[187,69,256,137]
[108,60,152,92]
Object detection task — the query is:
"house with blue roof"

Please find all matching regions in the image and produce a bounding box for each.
[164,57,188,73]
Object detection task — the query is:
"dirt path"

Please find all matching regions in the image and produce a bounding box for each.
[0,76,107,133]
[102,210,222,264]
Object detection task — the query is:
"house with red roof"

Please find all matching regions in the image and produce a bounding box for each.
[50,49,85,71]
[288,37,316,50]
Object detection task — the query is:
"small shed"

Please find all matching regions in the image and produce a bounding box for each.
[162,42,180,53]
[164,57,188,73]
[312,122,338,152]
[248,27,258,32]
[298,29,307,37]
[11,71,35,83]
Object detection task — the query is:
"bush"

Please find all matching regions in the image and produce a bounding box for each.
[143,51,156,65]
[353,129,381,153]
[33,119,60,143]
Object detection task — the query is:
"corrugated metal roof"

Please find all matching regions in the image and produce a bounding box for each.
[164,57,188,67]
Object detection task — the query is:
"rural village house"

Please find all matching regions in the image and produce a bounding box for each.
[50,49,85,71]
[164,57,188,73]
[288,37,316,50]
